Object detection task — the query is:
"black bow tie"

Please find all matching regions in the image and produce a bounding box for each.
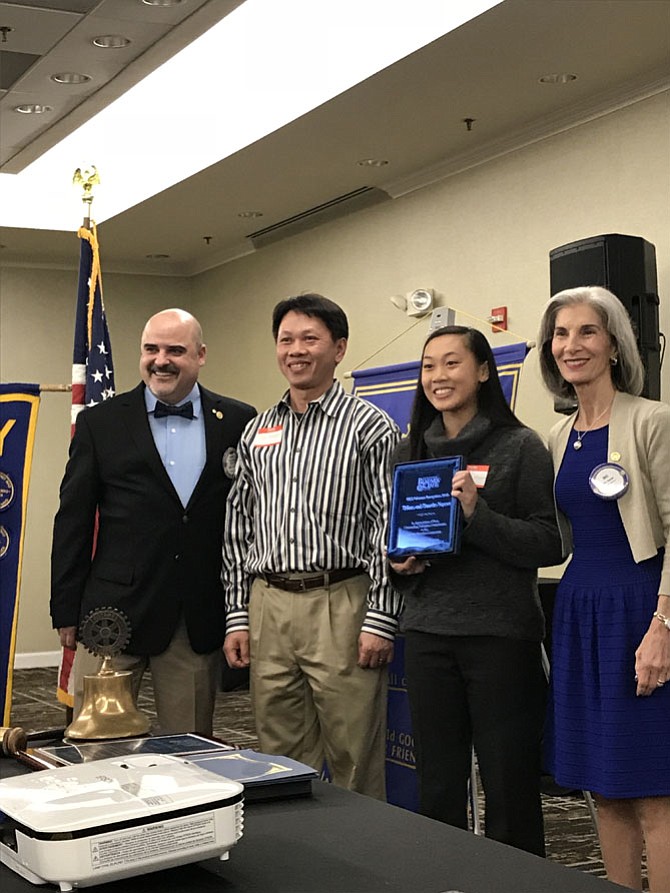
[154,400,194,420]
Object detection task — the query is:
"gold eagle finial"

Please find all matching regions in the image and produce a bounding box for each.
[73,165,100,210]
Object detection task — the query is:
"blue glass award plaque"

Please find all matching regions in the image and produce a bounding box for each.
[387,456,465,560]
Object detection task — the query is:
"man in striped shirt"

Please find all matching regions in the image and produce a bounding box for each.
[223,294,401,799]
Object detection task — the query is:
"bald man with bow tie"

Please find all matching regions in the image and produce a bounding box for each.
[51,308,255,734]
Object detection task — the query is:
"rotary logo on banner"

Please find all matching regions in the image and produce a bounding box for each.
[0,383,40,725]
[351,341,529,811]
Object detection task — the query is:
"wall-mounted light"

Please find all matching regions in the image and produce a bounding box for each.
[406,288,434,317]
[389,289,435,318]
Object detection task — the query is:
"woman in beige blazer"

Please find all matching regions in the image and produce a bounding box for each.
[538,286,670,892]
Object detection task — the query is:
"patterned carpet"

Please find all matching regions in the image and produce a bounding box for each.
[7,666,607,881]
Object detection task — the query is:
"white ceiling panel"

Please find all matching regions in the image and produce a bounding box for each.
[0,0,668,274]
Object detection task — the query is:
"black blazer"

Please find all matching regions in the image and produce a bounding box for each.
[50,383,256,655]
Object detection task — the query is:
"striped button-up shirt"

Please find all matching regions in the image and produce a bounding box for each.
[223,381,402,639]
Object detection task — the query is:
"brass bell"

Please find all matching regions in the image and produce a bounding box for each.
[65,656,151,740]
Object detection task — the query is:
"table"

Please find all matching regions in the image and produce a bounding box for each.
[0,776,628,893]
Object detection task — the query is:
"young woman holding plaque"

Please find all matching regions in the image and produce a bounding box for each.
[538,286,670,892]
[389,325,564,857]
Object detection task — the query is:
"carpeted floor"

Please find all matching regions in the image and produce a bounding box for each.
[8,666,607,882]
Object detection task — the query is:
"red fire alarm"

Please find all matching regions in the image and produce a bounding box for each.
[489,306,508,333]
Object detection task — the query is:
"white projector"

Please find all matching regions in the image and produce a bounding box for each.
[0,753,244,891]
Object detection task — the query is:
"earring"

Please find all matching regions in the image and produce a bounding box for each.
[610,355,618,366]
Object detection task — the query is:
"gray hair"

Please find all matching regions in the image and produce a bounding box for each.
[537,286,645,398]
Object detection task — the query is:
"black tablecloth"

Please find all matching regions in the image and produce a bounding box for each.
[0,771,629,893]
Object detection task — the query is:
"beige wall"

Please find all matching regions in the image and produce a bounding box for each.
[0,269,194,656]
[3,90,669,660]
[195,92,670,425]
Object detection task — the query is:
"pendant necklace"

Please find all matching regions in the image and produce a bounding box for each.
[573,400,614,451]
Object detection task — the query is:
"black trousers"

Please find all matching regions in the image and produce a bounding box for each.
[404,630,546,857]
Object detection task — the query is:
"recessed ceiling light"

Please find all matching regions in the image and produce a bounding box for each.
[238,210,263,219]
[357,158,389,167]
[141,0,185,6]
[92,35,131,49]
[145,253,171,259]
[51,72,91,85]
[538,73,578,85]
[1,1,502,231]
[14,104,53,114]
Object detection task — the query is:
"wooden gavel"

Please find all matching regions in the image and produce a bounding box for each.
[0,726,65,770]
[0,726,27,756]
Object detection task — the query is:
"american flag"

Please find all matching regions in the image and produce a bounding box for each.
[57,223,115,707]
[70,224,115,428]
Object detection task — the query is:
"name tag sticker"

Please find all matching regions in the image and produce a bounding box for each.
[466,465,489,488]
[253,425,283,447]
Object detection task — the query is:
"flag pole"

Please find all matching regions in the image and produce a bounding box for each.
[72,165,100,228]
[57,165,116,716]
[38,171,101,396]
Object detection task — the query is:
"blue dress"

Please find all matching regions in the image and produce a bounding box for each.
[545,425,670,797]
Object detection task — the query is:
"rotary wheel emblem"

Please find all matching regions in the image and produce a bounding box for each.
[79,607,131,657]
[0,471,15,511]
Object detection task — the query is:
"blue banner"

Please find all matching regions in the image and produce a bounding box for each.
[0,384,40,724]
[352,341,529,810]
[384,633,419,810]
[352,342,528,438]
[351,361,420,435]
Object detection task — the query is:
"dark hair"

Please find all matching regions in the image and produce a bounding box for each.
[408,326,523,459]
[272,293,349,341]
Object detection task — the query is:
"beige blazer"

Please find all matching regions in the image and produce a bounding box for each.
[548,391,670,596]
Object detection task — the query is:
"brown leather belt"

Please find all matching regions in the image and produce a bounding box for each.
[263,568,363,592]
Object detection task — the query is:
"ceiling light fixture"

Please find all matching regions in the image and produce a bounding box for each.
[141,0,185,6]
[92,35,131,49]
[238,210,263,219]
[14,104,53,115]
[357,158,389,167]
[538,73,577,85]
[0,0,501,231]
[51,72,91,85]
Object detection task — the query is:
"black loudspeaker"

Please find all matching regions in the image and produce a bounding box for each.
[549,234,660,400]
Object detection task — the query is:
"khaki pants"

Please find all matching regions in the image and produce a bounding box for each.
[249,574,387,800]
[73,616,221,736]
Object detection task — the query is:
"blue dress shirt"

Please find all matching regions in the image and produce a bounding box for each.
[145,384,206,507]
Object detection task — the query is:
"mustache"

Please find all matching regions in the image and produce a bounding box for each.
[149,363,179,374]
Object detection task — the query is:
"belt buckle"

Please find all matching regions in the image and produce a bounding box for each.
[297,577,309,592]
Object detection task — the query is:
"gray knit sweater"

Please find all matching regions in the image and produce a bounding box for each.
[392,414,564,642]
